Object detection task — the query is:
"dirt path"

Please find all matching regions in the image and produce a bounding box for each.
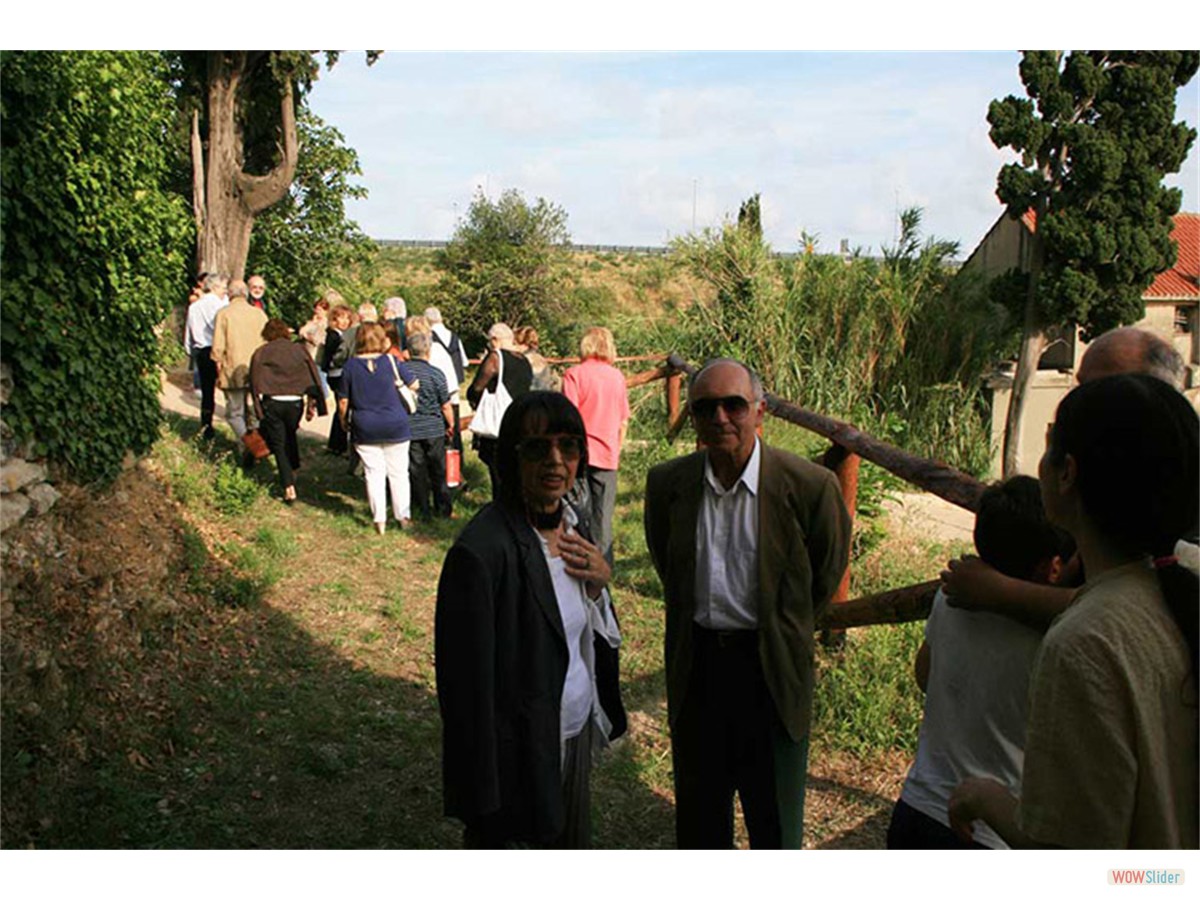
[882,491,975,545]
[160,368,330,441]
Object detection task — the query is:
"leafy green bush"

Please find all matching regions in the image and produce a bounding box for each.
[1,51,191,484]
[212,459,263,516]
[432,189,573,354]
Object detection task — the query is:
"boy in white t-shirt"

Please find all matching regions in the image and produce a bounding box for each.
[887,476,1072,849]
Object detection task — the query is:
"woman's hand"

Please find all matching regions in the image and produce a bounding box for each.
[560,531,610,597]
[940,554,996,611]
[948,777,1019,846]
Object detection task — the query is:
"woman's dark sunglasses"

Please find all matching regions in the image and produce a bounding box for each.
[690,395,752,419]
[517,435,585,462]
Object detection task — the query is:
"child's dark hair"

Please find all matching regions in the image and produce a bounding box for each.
[495,391,589,511]
[974,475,1073,581]
[1047,373,1199,678]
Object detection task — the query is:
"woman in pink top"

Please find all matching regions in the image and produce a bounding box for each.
[562,327,629,565]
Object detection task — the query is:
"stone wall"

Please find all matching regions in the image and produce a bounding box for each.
[0,362,60,540]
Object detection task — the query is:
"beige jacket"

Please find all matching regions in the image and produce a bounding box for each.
[212,297,268,390]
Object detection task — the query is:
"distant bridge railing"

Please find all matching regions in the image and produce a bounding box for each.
[376,239,672,256]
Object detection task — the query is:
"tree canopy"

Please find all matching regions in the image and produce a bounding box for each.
[433,189,572,353]
[987,50,1198,475]
[989,50,1198,338]
[1,51,192,483]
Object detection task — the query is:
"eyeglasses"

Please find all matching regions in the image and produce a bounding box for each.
[517,435,585,462]
[690,395,753,420]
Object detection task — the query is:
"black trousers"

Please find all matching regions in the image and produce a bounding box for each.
[450,403,463,452]
[259,398,303,490]
[474,436,499,500]
[886,799,989,850]
[193,348,217,431]
[326,374,347,453]
[671,626,809,849]
[410,435,451,517]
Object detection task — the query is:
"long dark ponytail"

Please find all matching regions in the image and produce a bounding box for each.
[1047,373,1199,679]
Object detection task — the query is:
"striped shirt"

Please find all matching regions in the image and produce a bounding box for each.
[406,359,450,441]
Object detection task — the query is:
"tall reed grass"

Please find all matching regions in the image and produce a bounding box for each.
[662,207,1017,476]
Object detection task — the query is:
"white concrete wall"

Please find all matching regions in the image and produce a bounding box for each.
[987,369,1075,480]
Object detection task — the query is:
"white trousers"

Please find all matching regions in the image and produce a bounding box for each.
[222,387,256,440]
[355,441,411,523]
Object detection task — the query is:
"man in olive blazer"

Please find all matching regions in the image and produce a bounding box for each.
[644,359,851,849]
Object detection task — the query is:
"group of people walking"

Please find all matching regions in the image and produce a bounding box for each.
[185,279,470,526]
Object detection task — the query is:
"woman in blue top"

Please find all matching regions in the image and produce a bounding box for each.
[337,322,420,534]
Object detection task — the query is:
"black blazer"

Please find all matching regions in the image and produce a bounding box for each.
[435,501,623,844]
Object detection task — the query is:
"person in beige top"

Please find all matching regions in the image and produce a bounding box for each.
[211,279,268,440]
[949,374,1198,849]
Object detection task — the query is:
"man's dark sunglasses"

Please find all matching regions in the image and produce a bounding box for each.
[517,435,585,462]
[690,395,752,419]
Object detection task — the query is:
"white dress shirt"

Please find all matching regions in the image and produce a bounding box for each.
[184,291,229,353]
[693,438,761,630]
[430,323,468,400]
[428,341,460,399]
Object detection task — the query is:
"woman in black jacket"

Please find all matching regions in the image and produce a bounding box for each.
[249,319,327,503]
[435,391,624,848]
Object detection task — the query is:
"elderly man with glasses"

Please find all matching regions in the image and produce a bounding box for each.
[644,358,851,849]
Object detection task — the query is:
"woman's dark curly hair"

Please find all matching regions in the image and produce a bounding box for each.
[495,391,588,511]
[1047,373,1199,678]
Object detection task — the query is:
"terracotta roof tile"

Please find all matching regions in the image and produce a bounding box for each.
[1145,213,1199,300]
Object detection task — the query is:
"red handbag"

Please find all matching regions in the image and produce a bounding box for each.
[445,448,462,488]
[242,429,271,460]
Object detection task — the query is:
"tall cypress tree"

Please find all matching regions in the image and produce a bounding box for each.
[989,51,1198,476]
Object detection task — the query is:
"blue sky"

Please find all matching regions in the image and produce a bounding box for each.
[307,51,1200,258]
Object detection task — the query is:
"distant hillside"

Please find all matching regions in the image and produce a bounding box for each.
[370,244,715,319]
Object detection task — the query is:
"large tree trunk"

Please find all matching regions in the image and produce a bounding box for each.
[190,109,205,270]
[196,51,298,281]
[1002,222,1047,478]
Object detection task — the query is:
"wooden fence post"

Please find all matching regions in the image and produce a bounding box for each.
[666,369,681,422]
[820,442,860,648]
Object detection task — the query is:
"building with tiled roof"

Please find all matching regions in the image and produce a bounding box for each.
[961,210,1199,476]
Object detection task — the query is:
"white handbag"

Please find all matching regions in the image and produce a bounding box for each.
[387,355,419,414]
[468,349,512,438]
